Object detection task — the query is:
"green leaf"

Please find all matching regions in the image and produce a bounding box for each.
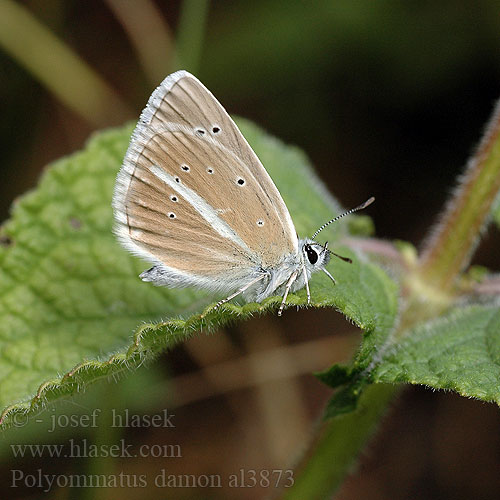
[0,117,391,429]
[324,378,368,416]
[315,364,352,388]
[372,304,500,404]
[314,253,399,417]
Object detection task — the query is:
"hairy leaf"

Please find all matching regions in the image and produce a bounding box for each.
[314,257,399,417]
[0,118,388,428]
[372,304,500,404]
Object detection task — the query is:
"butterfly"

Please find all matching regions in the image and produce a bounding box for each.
[113,70,373,315]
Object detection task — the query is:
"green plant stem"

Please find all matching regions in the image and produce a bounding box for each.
[418,99,500,292]
[172,0,209,73]
[281,384,398,500]
[0,0,132,127]
[105,0,174,85]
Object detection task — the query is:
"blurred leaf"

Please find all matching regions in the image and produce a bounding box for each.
[205,0,489,104]
[493,194,500,228]
[372,304,500,404]
[0,117,383,429]
[347,214,375,236]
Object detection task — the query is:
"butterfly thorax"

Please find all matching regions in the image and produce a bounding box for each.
[241,238,329,302]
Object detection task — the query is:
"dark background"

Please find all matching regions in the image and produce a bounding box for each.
[1,1,499,499]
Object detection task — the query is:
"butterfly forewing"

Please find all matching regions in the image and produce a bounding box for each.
[122,159,252,276]
[113,71,298,291]
[144,72,296,244]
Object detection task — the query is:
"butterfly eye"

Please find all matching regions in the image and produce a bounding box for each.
[170,195,178,202]
[256,219,264,227]
[168,212,176,219]
[207,167,214,174]
[237,178,245,186]
[305,245,319,265]
[212,126,221,134]
[181,164,190,172]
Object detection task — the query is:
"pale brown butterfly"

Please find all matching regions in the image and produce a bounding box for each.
[113,70,374,315]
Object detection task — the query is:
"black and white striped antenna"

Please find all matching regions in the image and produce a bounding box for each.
[310,197,375,240]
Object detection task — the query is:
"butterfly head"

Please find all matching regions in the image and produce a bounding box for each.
[301,239,331,271]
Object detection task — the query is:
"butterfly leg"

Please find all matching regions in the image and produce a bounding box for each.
[302,263,311,305]
[322,268,336,285]
[278,270,299,316]
[208,274,266,314]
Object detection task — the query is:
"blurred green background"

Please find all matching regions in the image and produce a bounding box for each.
[1,1,500,499]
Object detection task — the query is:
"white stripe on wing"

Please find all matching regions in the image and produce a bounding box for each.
[149,165,252,255]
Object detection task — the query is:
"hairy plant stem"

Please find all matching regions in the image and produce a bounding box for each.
[418,98,500,292]
[282,97,500,500]
[280,384,397,500]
